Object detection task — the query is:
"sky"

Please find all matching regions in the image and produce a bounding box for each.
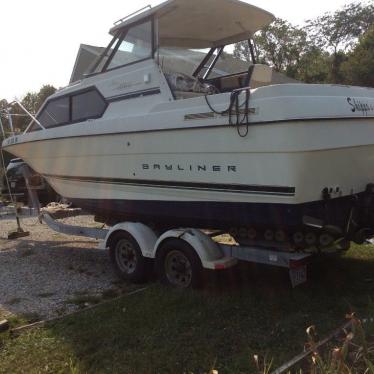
[0,0,351,101]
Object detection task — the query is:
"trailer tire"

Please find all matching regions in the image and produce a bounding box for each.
[156,239,203,289]
[109,231,150,283]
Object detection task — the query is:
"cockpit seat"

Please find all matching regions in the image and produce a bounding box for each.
[248,64,273,88]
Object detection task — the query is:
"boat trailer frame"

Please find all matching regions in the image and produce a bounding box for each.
[39,214,311,287]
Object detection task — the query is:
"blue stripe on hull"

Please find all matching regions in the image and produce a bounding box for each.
[44,174,296,197]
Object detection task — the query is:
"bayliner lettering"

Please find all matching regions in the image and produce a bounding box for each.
[347,97,374,114]
[142,164,237,172]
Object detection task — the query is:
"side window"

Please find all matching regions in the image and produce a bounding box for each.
[72,90,107,122]
[29,87,107,132]
[37,97,69,128]
[106,20,152,70]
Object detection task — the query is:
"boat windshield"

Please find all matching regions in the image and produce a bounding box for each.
[202,45,250,79]
[90,19,153,75]
[157,43,255,99]
[158,44,251,79]
[158,47,211,76]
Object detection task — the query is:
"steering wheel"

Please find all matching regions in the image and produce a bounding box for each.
[194,76,220,94]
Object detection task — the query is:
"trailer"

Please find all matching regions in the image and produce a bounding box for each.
[38,213,310,288]
[2,164,312,289]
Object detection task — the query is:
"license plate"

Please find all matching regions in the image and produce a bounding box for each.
[289,266,307,287]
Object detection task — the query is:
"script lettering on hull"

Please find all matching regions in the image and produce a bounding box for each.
[347,97,374,115]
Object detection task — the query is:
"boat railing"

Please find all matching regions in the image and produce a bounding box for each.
[0,100,45,138]
[114,5,152,26]
[15,100,45,133]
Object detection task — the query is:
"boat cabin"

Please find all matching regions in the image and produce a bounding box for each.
[27,0,280,133]
[86,0,275,99]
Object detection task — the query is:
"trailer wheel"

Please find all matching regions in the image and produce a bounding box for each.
[156,239,203,289]
[109,232,150,283]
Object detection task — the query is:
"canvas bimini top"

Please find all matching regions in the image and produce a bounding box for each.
[110,0,275,48]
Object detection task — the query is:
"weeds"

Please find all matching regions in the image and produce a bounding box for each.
[253,314,374,373]
[253,354,274,373]
[69,358,80,374]
[306,315,374,373]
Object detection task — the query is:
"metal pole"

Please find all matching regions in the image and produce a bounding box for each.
[0,147,30,239]
[0,115,5,138]
[248,39,257,64]
[20,164,41,214]
[6,109,14,135]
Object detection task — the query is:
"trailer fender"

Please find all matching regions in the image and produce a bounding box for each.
[153,229,227,269]
[101,222,158,258]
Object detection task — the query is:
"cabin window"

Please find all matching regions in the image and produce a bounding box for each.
[71,89,107,122]
[37,97,70,128]
[28,87,107,132]
[105,20,153,71]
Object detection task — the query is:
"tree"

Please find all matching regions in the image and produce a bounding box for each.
[291,47,331,84]
[233,41,251,63]
[20,92,39,115]
[0,99,12,169]
[340,26,374,87]
[234,18,315,81]
[0,99,9,135]
[255,18,309,72]
[37,85,57,109]
[307,2,374,53]
[306,1,374,82]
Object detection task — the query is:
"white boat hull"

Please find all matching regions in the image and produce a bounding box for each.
[5,117,374,231]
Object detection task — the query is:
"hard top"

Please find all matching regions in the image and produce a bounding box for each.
[110,0,275,48]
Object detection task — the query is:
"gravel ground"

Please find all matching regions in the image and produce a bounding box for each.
[0,214,127,320]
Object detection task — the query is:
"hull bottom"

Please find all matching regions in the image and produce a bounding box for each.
[71,190,374,250]
[71,196,354,230]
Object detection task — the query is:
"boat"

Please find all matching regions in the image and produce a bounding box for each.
[3,0,374,250]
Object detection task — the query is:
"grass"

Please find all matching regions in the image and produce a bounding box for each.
[65,295,104,308]
[0,244,374,373]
